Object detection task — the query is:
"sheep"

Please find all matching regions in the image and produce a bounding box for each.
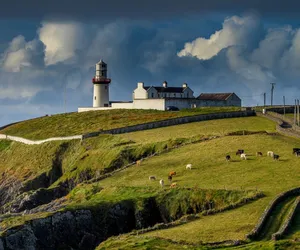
[267,151,274,157]
[256,152,263,157]
[225,155,231,161]
[159,179,164,188]
[240,153,247,160]
[169,171,176,177]
[186,164,192,170]
[170,183,177,188]
[136,160,142,166]
[149,176,156,181]
[168,175,172,182]
[273,154,280,161]
[293,148,300,154]
[236,149,244,155]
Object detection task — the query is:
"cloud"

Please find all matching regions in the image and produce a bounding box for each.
[0,35,45,72]
[177,14,262,60]
[38,22,88,65]
[178,13,300,105]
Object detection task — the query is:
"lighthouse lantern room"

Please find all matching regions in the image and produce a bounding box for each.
[92,60,111,107]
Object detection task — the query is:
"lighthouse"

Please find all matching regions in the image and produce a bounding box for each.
[92,60,111,107]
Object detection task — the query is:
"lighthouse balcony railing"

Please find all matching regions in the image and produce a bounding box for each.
[92,77,111,83]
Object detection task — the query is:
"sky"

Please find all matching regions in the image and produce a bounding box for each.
[1,0,300,126]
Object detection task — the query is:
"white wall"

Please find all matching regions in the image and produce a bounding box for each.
[111,102,134,109]
[133,99,165,110]
[133,82,148,99]
[78,107,113,112]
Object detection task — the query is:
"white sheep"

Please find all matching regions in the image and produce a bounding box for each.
[159,179,164,188]
[149,176,156,181]
[240,153,247,160]
[267,151,274,157]
[186,164,192,170]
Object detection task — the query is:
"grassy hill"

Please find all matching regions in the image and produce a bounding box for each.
[2,111,300,249]
[0,107,240,140]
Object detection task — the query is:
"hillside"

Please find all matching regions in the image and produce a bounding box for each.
[0,107,240,140]
[1,112,300,249]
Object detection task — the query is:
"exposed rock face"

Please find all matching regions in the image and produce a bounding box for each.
[0,204,139,250]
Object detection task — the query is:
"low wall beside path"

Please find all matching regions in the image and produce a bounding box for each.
[0,134,82,145]
[83,110,256,139]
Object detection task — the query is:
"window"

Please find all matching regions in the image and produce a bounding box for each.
[151,93,154,98]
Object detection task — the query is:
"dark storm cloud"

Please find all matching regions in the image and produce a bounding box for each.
[1,0,300,21]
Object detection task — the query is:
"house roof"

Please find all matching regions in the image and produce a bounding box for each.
[197,93,235,101]
[144,86,187,93]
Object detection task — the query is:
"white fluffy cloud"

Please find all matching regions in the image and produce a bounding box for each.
[0,35,45,72]
[38,22,88,66]
[177,14,261,60]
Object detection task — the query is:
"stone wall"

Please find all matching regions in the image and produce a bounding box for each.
[272,196,300,240]
[82,110,256,139]
[246,187,300,240]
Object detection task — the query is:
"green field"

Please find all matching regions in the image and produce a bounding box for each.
[2,113,300,249]
[0,107,241,140]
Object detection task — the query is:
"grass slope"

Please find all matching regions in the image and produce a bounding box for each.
[0,107,241,140]
[2,114,299,248]
[118,116,276,143]
[97,133,300,244]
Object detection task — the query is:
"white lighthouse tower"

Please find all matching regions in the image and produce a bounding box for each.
[92,60,111,107]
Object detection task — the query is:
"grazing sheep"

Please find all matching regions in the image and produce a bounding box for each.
[169,171,176,177]
[186,164,192,170]
[293,148,300,154]
[236,149,244,155]
[240,153,247,160]
[136,160,142,166]
[159,179,164,188]
[149,176,156,181]
[273,154,280,161]
[256,152,263,157]
[168,175,172,182]
[267,151,274,157]
[225,155,231,161]
[170,183,177,188]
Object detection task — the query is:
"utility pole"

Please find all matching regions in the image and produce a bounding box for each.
[64,83,66,114]
[297,99,300,126]
[263,93,266,107]
[283,96,286,116]
[270,83,275,107]
[294,99,297,125]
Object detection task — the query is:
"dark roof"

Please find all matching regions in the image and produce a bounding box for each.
[197,93,234,101]
[144,86,186,93]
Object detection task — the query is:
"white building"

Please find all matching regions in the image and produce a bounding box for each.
[78,60,241,112]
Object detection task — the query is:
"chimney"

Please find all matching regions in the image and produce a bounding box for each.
[183,83,188,88]
[163,81,168,88]
[138,82,144,88]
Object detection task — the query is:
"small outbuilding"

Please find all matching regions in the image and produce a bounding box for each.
[196,93,241,107]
